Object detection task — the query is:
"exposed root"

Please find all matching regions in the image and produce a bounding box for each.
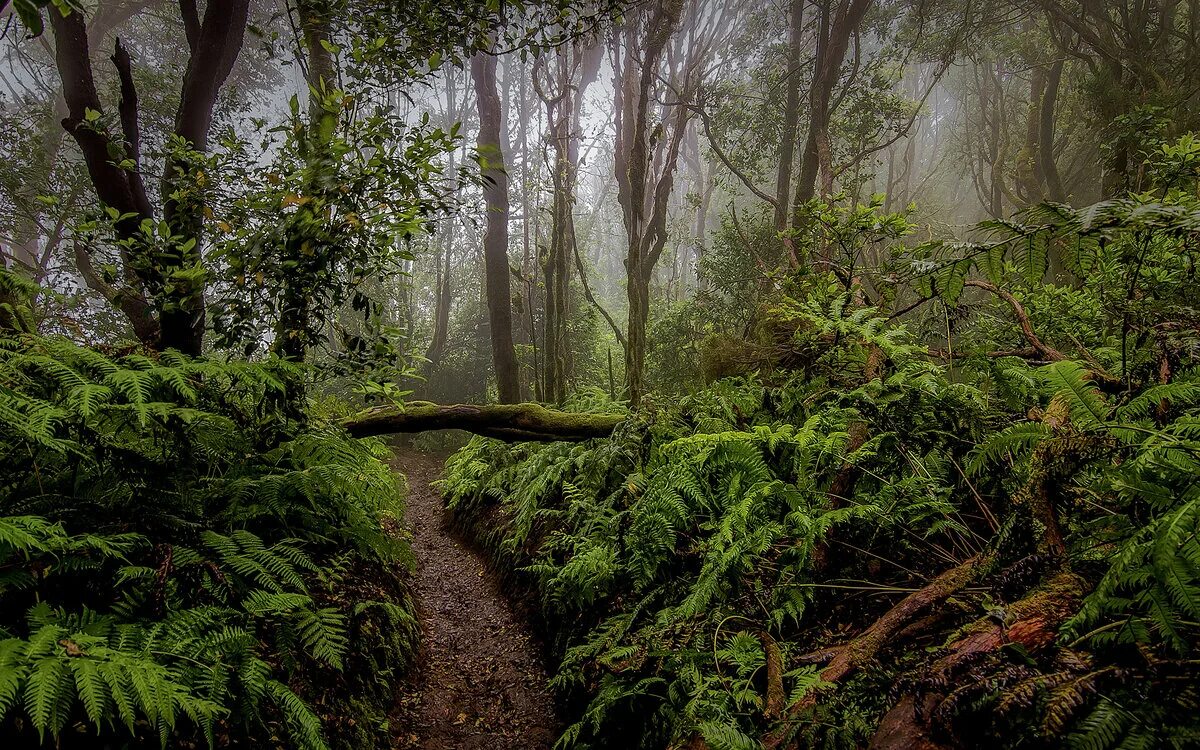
[759,630,786,720]
[866,570,1086,750]
[763,553,991,749]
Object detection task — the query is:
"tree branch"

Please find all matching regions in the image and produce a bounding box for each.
[72,241,160,343]
[570,214,627,347]
[50,9,146,225]
[963,279,1067,362]
[110,37,153,219]
[178,0,200,53]
[686,99,779,209]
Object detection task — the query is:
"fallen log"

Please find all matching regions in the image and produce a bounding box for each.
[763,553,994,750]
[341,402,625,442]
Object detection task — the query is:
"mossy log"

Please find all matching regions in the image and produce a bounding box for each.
[341,402,625,442]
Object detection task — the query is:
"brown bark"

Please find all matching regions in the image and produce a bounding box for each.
[764,553,992,750]
[50,9,159,342]
[471,51,521,403]
[51,2,250,354]
[342,402,623,442]
[613,0,688,406]
[793,0,872,211]
[963,280,1067,362]
[50,11,149,239]
[775,0,805,233]
[867,570,1084,750]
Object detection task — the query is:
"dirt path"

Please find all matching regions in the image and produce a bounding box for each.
[389,450,559,750]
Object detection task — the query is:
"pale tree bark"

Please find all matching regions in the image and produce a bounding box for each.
[612,0,686,407]
[514,55,542,399]
[775,0,805,232]
[424,74,462,382]
[534,52,572,404]
[613,0,741,405]
[533,39,603,403]
[470,50,521,402]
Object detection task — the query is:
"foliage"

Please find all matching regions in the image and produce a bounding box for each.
[0,280,417,748]
[443,165,1200,748]
[443,299,990,748]
[211,88,462,360]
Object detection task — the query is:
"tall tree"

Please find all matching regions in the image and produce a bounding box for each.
[272,0,338,362]
[792,0,873,212]
[775,0,805,233]
[613,0,686,406]
[471,49,522,402]
[50,0,250,353]
[534,39,602,403]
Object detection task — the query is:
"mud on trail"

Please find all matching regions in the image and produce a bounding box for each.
[389,449,559,750]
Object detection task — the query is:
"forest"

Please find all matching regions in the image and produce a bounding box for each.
[0,0,1198,748]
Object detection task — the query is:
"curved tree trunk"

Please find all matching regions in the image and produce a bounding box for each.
[793,0,872,226]
[51,1,250,355]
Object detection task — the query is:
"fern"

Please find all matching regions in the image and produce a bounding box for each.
[0,325,417,748]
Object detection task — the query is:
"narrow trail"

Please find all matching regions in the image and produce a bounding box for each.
[389,449,559,750]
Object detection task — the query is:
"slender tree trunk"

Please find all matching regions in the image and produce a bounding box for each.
[613,0,686,407]
[470,52,521,402]
[793,0,872,221]
[775,0,805,233]
[425,236,452,374]
[1039,59,1067,203]
[274,0,335,363]
[538,51,572,403]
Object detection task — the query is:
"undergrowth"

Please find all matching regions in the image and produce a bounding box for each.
[0,278,418,749]
[442,186,1200,749]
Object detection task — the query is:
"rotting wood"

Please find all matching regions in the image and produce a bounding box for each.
[342,402,624,442]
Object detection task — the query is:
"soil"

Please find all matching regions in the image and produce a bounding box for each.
[389,449,559,750]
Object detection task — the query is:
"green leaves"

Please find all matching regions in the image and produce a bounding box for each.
[0,326,416,749]
[1039,361,1108,430]
[10,0,67,38]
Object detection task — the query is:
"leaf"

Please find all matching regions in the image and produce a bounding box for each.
[12,0,49,37]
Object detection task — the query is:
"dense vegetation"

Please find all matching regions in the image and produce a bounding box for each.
[0,272,417,748]
[441,160,1200,748]
[2,0,1199,748]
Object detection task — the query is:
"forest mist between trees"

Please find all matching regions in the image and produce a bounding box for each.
[1,0,1199,748]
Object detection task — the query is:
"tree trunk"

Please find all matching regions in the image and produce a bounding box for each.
[471,51,521,403]
[272,0,337,364]
[342,402,623,441]
[793,0,872,221]
[160,0,249,355]
[613,0,686,407]
[1039,59,1067,203]
[425,231,453,374]
[775,0,805,233]
[50,1,250,355]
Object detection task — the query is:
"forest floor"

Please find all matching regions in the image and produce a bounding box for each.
[388,449,559,750]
